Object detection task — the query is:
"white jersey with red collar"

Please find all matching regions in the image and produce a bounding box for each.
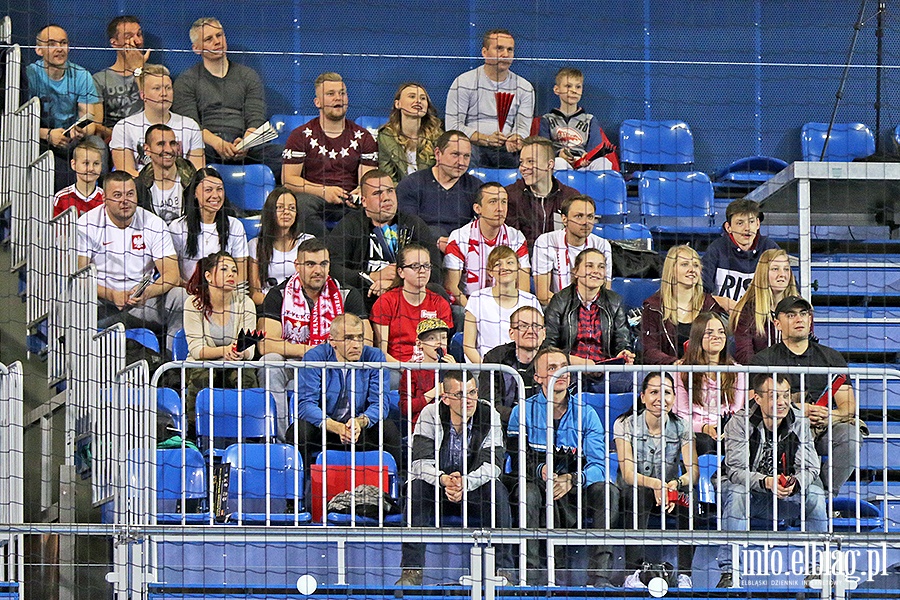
[443,219,530,296]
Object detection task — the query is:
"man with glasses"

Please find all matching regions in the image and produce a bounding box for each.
[532,195,612,307]
[505,137,578,248]
[258,237,367,438]
[327,169,441,312]
[396,370,514,586]
[27,24,103,188]
[750,296,861,493]
[480,306,545,428]
[288,313,401,471]
[715,372,826,588]
[507,347,619,587]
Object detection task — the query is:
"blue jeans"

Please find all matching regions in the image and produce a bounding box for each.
[716,480,827,570]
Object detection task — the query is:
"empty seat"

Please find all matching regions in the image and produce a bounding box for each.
[172,328,189,361]
[125,327,159,353]
[712,155,788,184]
[638,170,717,234]
[610,277,661,310]
[467,167,519,186]
[221,443,312,524]
[238,216,262,242]
[801,122,875,162]
[270,114,317,145]
[310,450,402,525]
[157,387,185,433]
[195,388,277,456]
[209,163,275,213]
[156,447,211,524]
[619,119,694,173]
[580,392,636,430]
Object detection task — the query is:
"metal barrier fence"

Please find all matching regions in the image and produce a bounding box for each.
[47,207,79,385]
[3,98,40,270]
[73,360,900,596]
[26,151,56,329]
[0,361,24,595]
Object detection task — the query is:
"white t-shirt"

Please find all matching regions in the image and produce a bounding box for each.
[169,215,249,280]
[248,234,314,293]
[464,287,542,360]
[149,174,184,225]
[443,220,530,296]
[532,230,612,294]
[110,110,204,169]
[76,205,175,291]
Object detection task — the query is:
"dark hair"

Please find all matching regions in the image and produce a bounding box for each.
[435,130,470,151]
[144,123,174,145]
[614,371,679,421]
[106,15,140,41]
[482,29,513,49]
[560,194,595,218]
[183,167,231,260]
[389,242,430,289]
[642,371,676,393]
[296,237,328,257]
[725,199,762,223]
[572,247,605,272]
[750,372,791,394]
[681,312,738,407]
[474,181,505,205]
[103,170,135,191]
[186,251,236,318]
[442,370,476,388]
[256,187,305,284]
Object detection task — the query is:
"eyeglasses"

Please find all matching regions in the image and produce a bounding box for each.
[444,389,479,400]
[401,263,432,272]
[299,260,330,269]
[276,205,297,213]
[513,323,545,331]
[332,334,365,343]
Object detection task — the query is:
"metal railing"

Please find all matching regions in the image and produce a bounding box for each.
[0,361,24,594]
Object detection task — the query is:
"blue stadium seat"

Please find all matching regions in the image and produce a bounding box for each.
[270,114,316,145]
[580,392,636,429]
[619,120,694,172]
[354,116,387,138]
[712,155,788,184]
[697,453,720,505]
[610,277,661,310]
[801,122,875,162]
[593,223,652,248]
[156,447,211,524]
[209,163,275,213]
[638,170,717,234]
[157,388,185,434]
[467,168,519,186]
[310,450,402,525]
[125,327,160,353]
[238,216,262,241]
[195,388,277,457]
[578,171,628,222]
[172,328,189,361]
[221,443,312,524]
[449,331,465,363]
[554,170,590,194]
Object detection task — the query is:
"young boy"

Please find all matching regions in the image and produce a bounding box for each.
[539,67,619,172]
[702,198,780,304]
[52,141,105,217]
[398,318,456,427]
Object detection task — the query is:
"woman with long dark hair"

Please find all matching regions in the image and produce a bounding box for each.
[377,83,443,183]
[248,187,314,305]
[169,167,249,284]
[182,251,258,428]
[674,312,745,455]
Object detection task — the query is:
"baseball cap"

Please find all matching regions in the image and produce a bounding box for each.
[774,295,813,316]
[416,318,450,338]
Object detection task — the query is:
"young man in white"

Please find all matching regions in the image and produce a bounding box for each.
[443,182,530,307]
[532,195,612,306]
[77,171,183,349]
[110,64,205,176]
[445,29,534,168]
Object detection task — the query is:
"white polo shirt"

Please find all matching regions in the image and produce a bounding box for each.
[532,230,612,294]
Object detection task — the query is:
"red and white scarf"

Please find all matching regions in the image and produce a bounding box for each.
[281,272,344,345]
[464,220,511,290]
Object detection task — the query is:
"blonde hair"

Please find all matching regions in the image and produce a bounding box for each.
[189,17,222,47]
[136,64,170,92]
[660,245,704,324]
[314,72,343,90]
[730,249,799,336]
[486,245,518,272]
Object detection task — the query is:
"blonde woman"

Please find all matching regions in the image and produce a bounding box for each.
[729,248,799,364]
[641,245,725,364]
[377,83,443,183]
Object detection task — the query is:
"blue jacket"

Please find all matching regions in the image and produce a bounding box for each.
[701,232,780,301]
[296,344,389,428]
[507,390,607,486]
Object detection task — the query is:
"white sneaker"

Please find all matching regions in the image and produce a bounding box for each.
[677,574,693,588]
[623,570,647,589]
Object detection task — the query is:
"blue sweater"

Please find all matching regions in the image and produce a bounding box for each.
[701,233,780,301]
[296,344,389,428]
[507,390,607,486]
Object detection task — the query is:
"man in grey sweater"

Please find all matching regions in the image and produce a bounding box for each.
[172,17,282,177]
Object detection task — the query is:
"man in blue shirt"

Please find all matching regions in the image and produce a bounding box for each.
[507,347,619,586]
[288,313,401,470]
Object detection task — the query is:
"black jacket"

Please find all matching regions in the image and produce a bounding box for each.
[543,284,632,357]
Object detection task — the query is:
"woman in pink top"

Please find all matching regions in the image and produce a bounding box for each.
[674,312,745,455]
